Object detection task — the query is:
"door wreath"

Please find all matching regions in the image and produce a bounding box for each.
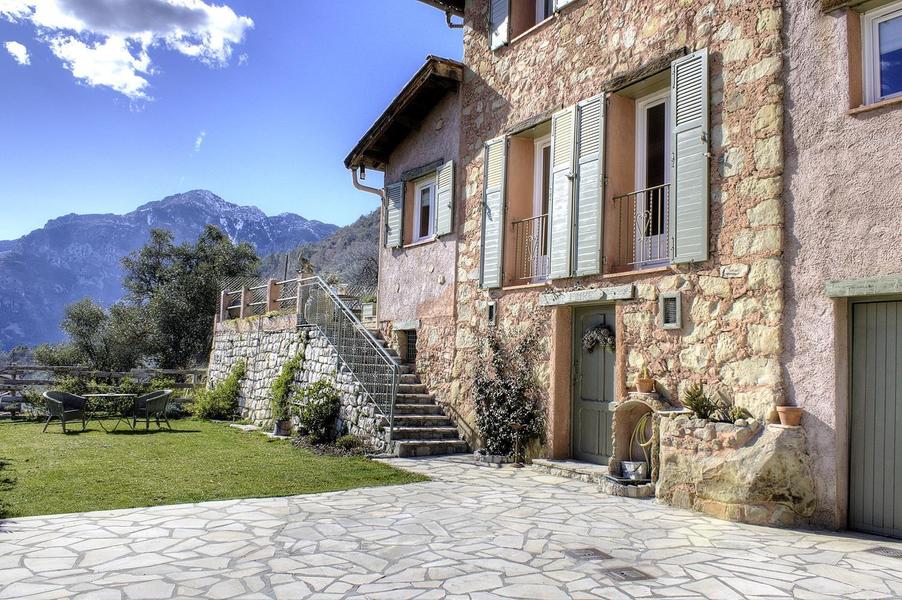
[582,324,615,354]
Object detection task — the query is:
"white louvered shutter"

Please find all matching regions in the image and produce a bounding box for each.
[435,161,454,236]
[384,182,403,249]
[670,48,709,264]
[554,0,577,10]
[547,106,576,280]
[480,138,507,288]
[490,0,509,50]
[574,94,605,276]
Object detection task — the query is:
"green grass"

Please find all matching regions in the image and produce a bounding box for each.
[0,419,426,518]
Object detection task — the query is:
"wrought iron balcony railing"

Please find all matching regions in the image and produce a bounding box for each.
[612,184,671,269]
[511,213,549,283]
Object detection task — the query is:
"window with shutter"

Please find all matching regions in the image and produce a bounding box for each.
[670,47,709,264]
[574,95,605,276]
[547,106,576,279]
[490,0,510,50]
[384,182,403,249]
[480,138,507,288]
[435,161,454,236]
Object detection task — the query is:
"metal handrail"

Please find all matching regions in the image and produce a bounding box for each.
[612,183,671,267]
[512,213,549,283]
[295,276,399,442]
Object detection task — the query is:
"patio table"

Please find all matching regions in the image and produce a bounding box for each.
[84,393,137,432]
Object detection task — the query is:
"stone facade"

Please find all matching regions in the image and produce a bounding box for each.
[208,315,389,452]
[447,0,787,447]
[658,417,816,526]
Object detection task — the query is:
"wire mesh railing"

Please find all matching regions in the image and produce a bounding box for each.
[219,276,398,440]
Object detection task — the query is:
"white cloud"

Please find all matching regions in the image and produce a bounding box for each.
[0,0,252,100]
[193,129,206,153]
[3,40,29,64]
[237,52,247,66]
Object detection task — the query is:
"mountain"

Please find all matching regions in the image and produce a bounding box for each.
[259,209,380,283]
[0,190,338,350]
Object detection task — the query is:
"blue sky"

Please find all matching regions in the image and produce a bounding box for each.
[0,1,462,240]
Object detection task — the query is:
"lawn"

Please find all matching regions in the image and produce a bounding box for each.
[0,419,426,518]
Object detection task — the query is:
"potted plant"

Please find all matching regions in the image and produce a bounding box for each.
[636,366,655,394]
[776,404,803,426]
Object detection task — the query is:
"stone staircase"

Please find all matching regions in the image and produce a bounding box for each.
[368,329,468,457]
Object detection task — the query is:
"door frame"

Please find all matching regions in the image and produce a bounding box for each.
[570,303,616,462]
[845,294,902,533]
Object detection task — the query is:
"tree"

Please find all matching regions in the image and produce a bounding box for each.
[121,225,259,367]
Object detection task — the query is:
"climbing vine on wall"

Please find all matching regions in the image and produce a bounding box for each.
[473,326,546,457]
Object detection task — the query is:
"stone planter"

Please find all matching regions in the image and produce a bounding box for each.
[273,419,292,437]
[474,450,513,466]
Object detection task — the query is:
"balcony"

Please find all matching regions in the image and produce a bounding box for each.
[511,213,549,284]
[611,184,671,271]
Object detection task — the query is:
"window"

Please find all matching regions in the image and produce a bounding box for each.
[535,0,554,24]
[864,2,902,104]
[413,177,436,242]
[634,89,671,268]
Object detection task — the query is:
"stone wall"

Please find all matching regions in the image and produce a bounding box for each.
[443,0,786,452]
[209,316,390,452]
[657,416,816,526]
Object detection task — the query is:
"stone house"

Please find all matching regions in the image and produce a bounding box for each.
[342,0,824,528]
[784,0,902,536]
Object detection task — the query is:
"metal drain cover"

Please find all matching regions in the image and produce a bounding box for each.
[605,567,652,582]
[868,546,902,558]
[564,547,612,561]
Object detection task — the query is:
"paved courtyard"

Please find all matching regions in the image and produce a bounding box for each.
[1,456,902,599]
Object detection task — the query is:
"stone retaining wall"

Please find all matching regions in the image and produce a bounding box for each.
[657,415,816,527]
[209,315,390,451]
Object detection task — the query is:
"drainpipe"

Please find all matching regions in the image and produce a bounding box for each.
[351,166,386,201]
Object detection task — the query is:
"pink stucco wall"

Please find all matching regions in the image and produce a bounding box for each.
[377,90,461,324]
[784,0,902,528]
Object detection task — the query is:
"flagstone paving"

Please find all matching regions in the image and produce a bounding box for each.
[2,456,902,599]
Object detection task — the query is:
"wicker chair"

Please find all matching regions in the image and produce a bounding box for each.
[42,391,87,433]
[132,389,174,431]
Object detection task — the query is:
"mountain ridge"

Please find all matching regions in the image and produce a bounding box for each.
[0,190,340,350]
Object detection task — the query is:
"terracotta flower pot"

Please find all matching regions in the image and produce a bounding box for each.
[776,406,803,427]
[636,378,655,394]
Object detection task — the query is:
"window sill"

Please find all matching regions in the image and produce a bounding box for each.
[508,16,555,46]
[602,265,673,280]
[402,237,438,249]
[501,281,550,292]
[848,94,902,115]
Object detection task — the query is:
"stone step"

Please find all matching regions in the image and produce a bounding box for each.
[392,414,454,427]
[398,383,427,394]
[393,403,446,416]
[399,374,420,385]
[395,393,435,405]
[391,426,461,441]
[395,439,469,458]
[399,364,415,375]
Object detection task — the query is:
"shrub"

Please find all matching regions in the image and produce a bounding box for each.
[473,327,545,457]
[297,379,340,443]
[193,361,246,420]
[271,356,302,421]
[335,434,364,451]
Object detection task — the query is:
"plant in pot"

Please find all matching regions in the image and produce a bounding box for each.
[776,403,803,426]
[271,357,301,437]
[636,366,655,394]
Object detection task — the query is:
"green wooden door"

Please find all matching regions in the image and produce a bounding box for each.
[850,300,902,538]
[572,306,615,464]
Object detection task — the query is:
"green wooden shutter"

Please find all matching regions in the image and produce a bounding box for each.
[480,138,506,289]
[574,95,605,277]
[670,48,709,264]
[548,106,576,280]
[490,0,509,50]
[435,161,454,236]
[385,182,403,249]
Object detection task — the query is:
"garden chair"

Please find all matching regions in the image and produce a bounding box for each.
[42,391,87,433]
[132,389,174,431]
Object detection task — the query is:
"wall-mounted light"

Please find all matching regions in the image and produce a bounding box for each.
[359,165,366,180]
[487,301,497,327]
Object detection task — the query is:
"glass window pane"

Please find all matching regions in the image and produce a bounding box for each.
[418,187,432,238]
[879,14,902,97]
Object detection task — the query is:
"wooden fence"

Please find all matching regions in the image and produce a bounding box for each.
[0,365,206,394]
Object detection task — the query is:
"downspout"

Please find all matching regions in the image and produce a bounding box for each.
[351,167,386,201]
